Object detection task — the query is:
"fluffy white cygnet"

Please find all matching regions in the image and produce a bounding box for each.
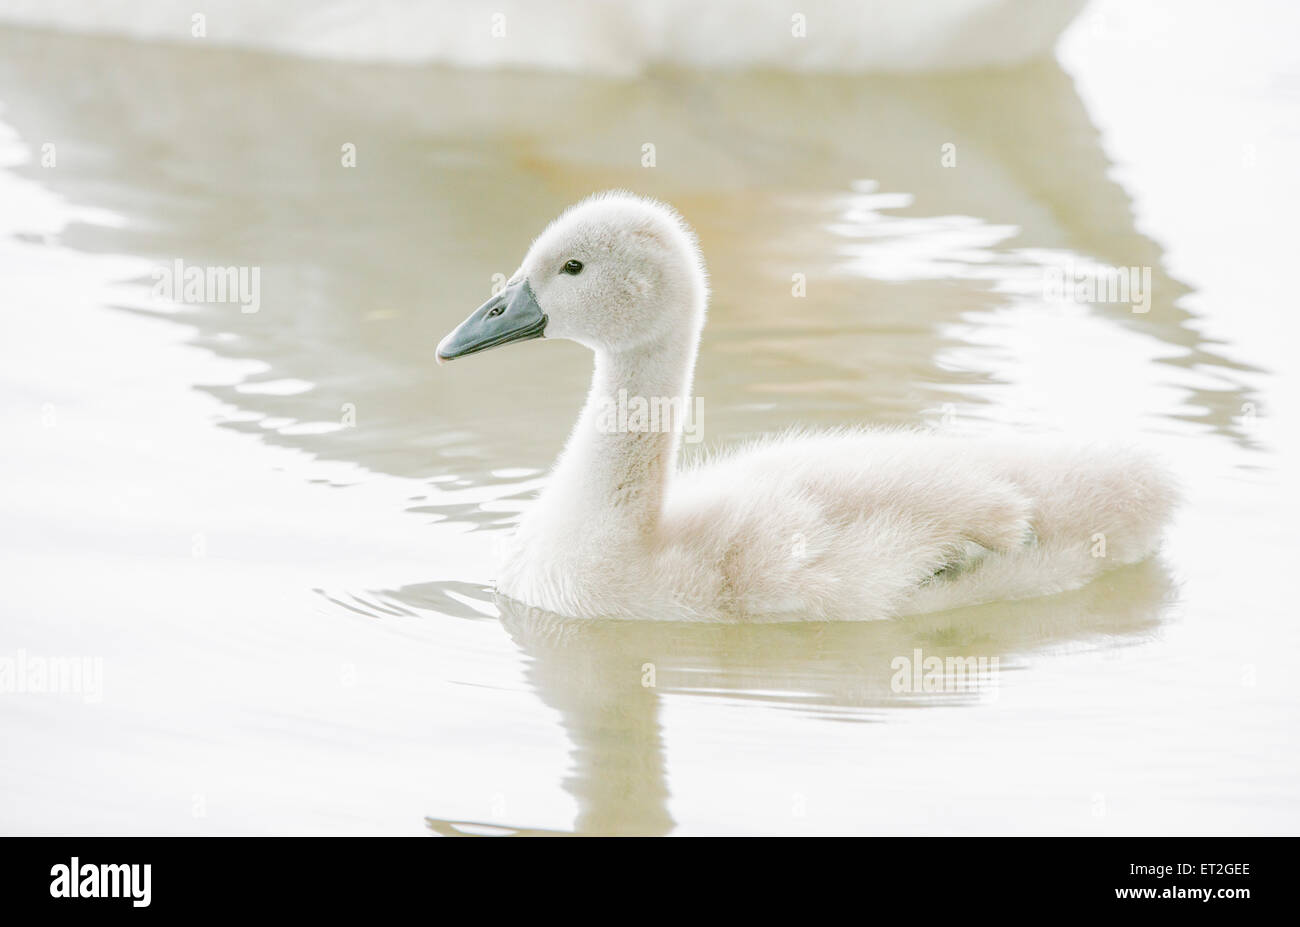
[438,192,1178,621]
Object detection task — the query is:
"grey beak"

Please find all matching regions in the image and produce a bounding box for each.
[437,279,547,363]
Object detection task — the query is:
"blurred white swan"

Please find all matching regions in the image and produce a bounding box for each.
[436,192,1178,621]
[0,0,1088,74]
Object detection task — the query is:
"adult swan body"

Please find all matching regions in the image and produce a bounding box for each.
[437,192,1177,621]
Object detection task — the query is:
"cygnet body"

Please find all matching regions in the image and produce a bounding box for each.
[437,192,1177,621]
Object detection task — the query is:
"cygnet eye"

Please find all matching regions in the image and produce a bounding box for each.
[487,305,504,318]
[561,259,584,275]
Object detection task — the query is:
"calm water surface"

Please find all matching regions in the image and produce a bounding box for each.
[2,3,1297,834]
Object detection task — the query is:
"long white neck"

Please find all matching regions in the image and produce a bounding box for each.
[531,327,699,545]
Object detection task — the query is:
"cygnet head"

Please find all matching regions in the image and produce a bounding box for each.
[437,192,707,363]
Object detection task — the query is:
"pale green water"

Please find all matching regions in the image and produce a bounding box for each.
[1,2,1297,834]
